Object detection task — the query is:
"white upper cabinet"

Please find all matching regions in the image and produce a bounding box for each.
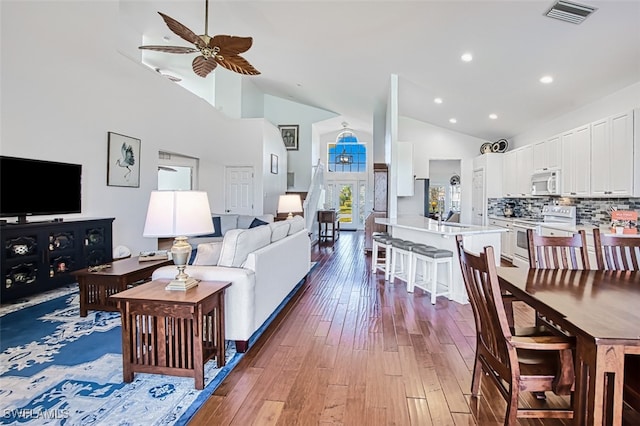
[590,110,635,197]
[502,147,532,197]
[397,141,414,196]
[502,150,518,197]
[532,135,561,172]
[473,153,503,198]
[561,124,591,197]
[515,145,533,196]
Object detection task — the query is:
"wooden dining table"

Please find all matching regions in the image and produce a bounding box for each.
[496,267,640,426]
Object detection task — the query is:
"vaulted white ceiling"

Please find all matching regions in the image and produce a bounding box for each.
[120,0,640,142]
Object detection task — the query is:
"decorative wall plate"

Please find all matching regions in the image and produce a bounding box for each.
[480,142,493,154]
[491,139,508,153]
[450,174,460,186]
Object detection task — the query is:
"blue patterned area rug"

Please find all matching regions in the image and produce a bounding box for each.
[0,285,241,426]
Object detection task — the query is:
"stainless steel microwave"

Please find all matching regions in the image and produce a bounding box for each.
[531,170,560,196]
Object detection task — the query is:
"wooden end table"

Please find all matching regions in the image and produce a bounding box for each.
[110,279,231,390]
[72,256,172,317]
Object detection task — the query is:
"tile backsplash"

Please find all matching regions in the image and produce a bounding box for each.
[488,197,640,229]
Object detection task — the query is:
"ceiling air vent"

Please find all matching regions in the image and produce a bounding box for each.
[545,0,597,24]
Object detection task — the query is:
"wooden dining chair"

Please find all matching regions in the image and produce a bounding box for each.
[527,228,589,270]
[593,228,640,271]
[455,235,575,425]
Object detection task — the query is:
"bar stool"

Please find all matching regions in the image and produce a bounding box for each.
[371,233,394,281]
[409,244,453,304]
[390,239,417,284]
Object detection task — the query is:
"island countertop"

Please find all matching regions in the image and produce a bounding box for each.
[375,215,506,236]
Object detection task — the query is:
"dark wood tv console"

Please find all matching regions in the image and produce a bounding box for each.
[1,218,114,302]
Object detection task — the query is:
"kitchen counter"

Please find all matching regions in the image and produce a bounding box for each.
[375,215,505,304]
[376,216,507,236]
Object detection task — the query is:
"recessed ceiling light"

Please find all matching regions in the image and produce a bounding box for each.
[434,97,443,104]
[461,53,473,62]
[489,114,498,120]
[540,75,554,84]
[449,118,457,124]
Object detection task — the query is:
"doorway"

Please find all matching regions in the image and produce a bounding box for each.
[157,151,198,190]
[325,180,366,230]
[427,160,461,220]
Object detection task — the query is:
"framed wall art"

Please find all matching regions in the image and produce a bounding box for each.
[107,131,141,187]
[278,124,299,151]
[271,154,278,174]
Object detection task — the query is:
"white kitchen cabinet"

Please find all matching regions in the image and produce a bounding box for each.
[561,124,591,197]
[502,147,531,197]
[502,150,518,197]
[515,145,533,196]
[473,153,503,198]
[590,110,635,197]
[532,135,561,172]
[489,217,514,260]
[397,141,414,196]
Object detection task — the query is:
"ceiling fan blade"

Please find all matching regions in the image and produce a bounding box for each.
[217,54,261,76]
[209,35,253,54]
[192,56,218,78]
[139,45,198,54]
[157,12,202,47]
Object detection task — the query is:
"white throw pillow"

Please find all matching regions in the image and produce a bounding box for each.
[269,221,290,242]
[193,242,223,266]
[287,215,305,235]
[218,226,272,267]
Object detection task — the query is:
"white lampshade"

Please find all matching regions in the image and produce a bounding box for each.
[142,190,213,291]
[143,190,213,237]
[277,194,303,219]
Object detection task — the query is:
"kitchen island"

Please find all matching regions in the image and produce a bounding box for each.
[376,216,506,304]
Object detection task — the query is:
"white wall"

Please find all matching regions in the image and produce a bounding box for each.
[0,1,284,254]
[263,95,337,192]
[510,82,640,148]
[397,117,485,223]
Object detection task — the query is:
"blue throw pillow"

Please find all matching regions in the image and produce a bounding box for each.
[249,218,268,228]
[197,216,222,237]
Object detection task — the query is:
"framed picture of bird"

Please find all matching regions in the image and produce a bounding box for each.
[107,132,141,187]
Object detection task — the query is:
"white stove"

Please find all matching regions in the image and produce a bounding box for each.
[511,206,577,268]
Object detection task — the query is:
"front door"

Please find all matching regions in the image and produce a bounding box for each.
[327,181,365,230]
[225,166,254,215]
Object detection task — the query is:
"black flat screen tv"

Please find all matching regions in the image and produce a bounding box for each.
[0,156,82,223]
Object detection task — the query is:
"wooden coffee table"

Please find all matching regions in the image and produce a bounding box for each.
[110,280,231,390]
[72,256,172,317]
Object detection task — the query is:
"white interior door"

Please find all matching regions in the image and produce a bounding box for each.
[471,168,485,226]
[225,166,254,215]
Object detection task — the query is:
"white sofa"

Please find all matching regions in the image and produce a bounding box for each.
[152,215,310,353]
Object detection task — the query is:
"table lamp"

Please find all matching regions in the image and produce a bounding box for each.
[277,194,303,219]
[143,190,213,291]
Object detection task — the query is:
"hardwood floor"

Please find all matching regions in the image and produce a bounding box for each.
[188,231,640,425]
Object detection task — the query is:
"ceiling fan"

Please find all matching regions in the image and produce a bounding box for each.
[139,0,260,78]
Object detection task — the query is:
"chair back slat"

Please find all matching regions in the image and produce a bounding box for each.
[593,228,640,271]
[455,237,514,372]
[528,229,589,270]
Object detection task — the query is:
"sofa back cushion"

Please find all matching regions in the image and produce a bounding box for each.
[218,225,272,267]
[287,215,306,235]
[269,221,291,242]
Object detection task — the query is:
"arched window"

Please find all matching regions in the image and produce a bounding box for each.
[327,123,366,173]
